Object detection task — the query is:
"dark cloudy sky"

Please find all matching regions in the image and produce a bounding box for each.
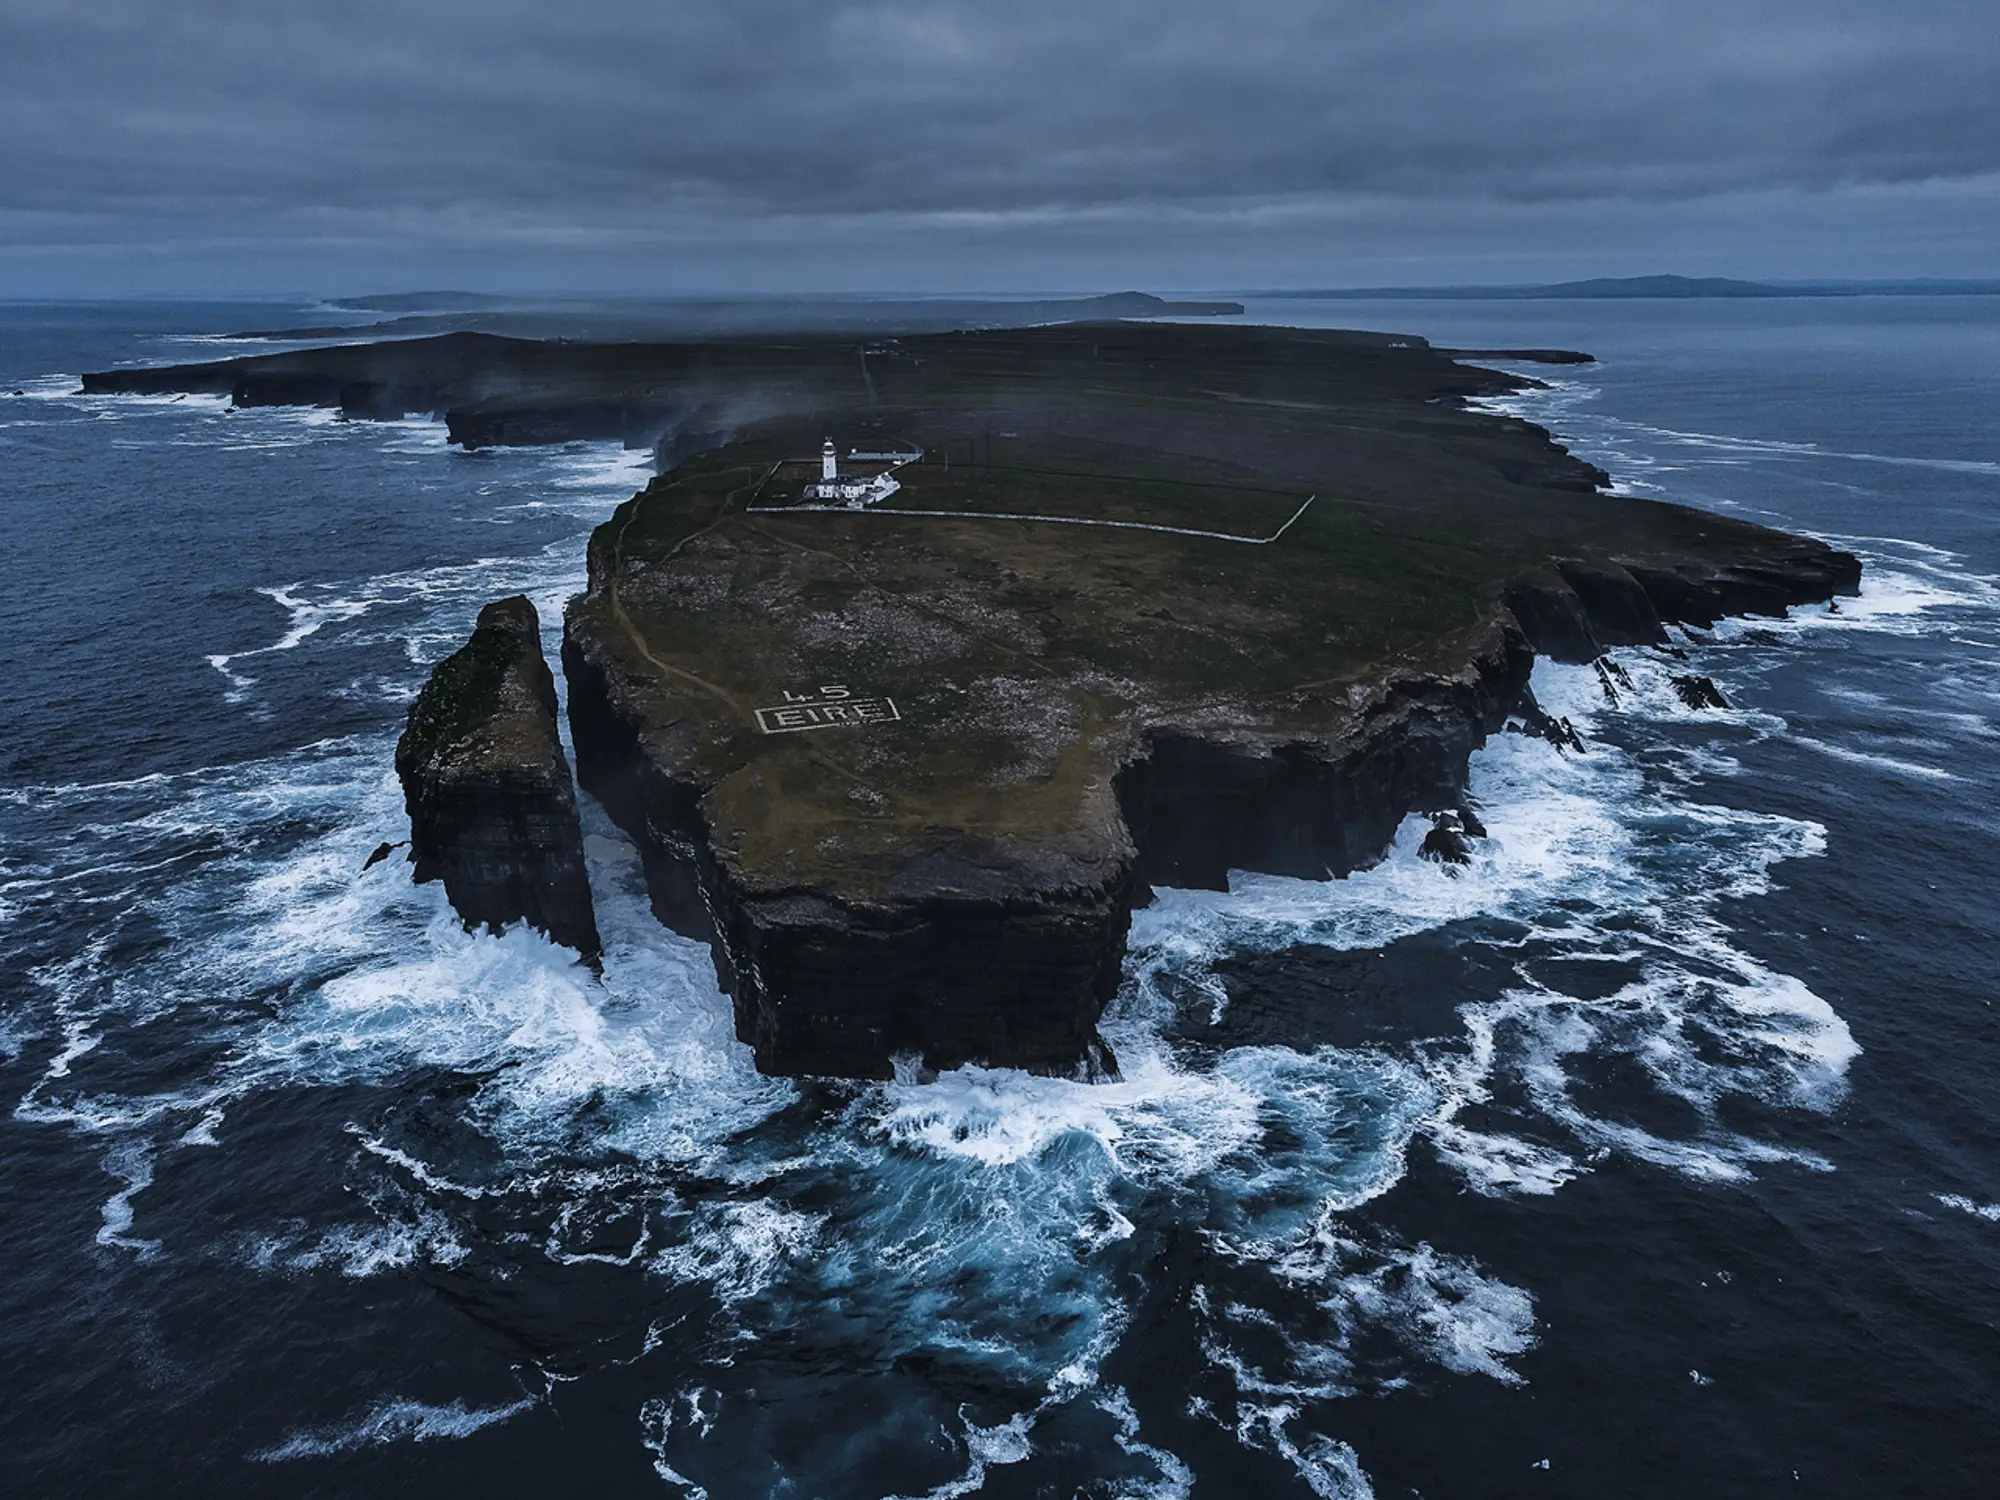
[2,0,1995,295]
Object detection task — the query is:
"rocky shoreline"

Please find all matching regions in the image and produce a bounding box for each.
[95,320,1860,1081]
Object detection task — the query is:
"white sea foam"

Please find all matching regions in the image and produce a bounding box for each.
[640,1391,716,1499]
[243,1214,469,1278]
[1099,1388,1195,1500]
[15,373,87,398]
[869,1049,1262,1175]
[0,1014,32,1065]
[254,1394,535,1461]
[13,374,233,413]
[1790,734,1960,782]
[1325,1237,1537,1384]
[353,1130,489,1198]
[650,1200,826,1299]
[1427,1121,1578,1196]
[229,804,789,1165]
[1126,656,1850,1207]
[1211,1213,1539,1391]
[10,633,1848,1499]
[888,1409,1038,1500]
[1935,1193,2000,1223]
[1231,1404,1376,1500]
[95,1141,163,1261]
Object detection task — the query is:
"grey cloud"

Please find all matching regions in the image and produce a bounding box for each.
[0,0,1995,289]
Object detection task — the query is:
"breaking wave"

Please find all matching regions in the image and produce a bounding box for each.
[255,1395,537,1462]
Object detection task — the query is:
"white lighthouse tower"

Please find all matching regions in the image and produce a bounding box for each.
[802,432,904,507]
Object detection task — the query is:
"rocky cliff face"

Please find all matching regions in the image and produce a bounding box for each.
[562,633,1130,1078]
[1503,538,1862,661]
[397,596,601,961]
[563,613,1533,1081]
[1115,616,1535,892]
[563,549,1855,1084]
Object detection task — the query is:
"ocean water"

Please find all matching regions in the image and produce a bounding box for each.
[2,296,1997,1498]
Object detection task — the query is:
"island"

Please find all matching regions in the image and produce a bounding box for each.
[88,321,1860,1080]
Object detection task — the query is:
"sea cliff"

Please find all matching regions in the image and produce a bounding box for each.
[396,595,601,961]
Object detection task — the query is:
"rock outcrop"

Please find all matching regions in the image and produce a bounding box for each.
[562,633,1132,1080]
[396,596,601,961]
[1672,674,1731,709]
[1419,811,1480,868]
[1508,687,1586,753]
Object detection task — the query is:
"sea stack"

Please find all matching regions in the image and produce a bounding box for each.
[396,595,601,961]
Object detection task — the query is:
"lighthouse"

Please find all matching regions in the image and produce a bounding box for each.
[800,433,909,508]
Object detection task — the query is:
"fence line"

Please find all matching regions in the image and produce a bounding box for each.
[745,493,1317,546]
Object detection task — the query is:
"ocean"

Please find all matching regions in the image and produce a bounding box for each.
[1,295,1996,1498]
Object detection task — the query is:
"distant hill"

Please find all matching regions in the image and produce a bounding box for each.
[1529,276,1786,298]
[328,291,520,313]
[1264,274,2000,300]
[237,290,1245,342]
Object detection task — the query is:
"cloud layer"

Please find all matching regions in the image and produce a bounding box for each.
[2,0,1995,290]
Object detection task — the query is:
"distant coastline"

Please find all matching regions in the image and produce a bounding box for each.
[221,290,1246,343]
[1255,273,2000,300]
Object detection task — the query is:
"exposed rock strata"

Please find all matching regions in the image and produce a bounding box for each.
[1112,617,1532,892]
[1503,543,1859,662]
[397,596,600,961]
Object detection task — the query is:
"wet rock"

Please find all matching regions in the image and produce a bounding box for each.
[1624,550,1861,627]
[1593,655,1633,705]
[1504,572,1601,662]
[1559,561,1667,647]
[1671,674,1731,710]
[1509,687,1586,753]
[1419,811,1476,868]
[362,839,407,872]
[396,596,600,961]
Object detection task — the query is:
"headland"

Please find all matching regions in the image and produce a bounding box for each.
[90,321,1860,1080]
